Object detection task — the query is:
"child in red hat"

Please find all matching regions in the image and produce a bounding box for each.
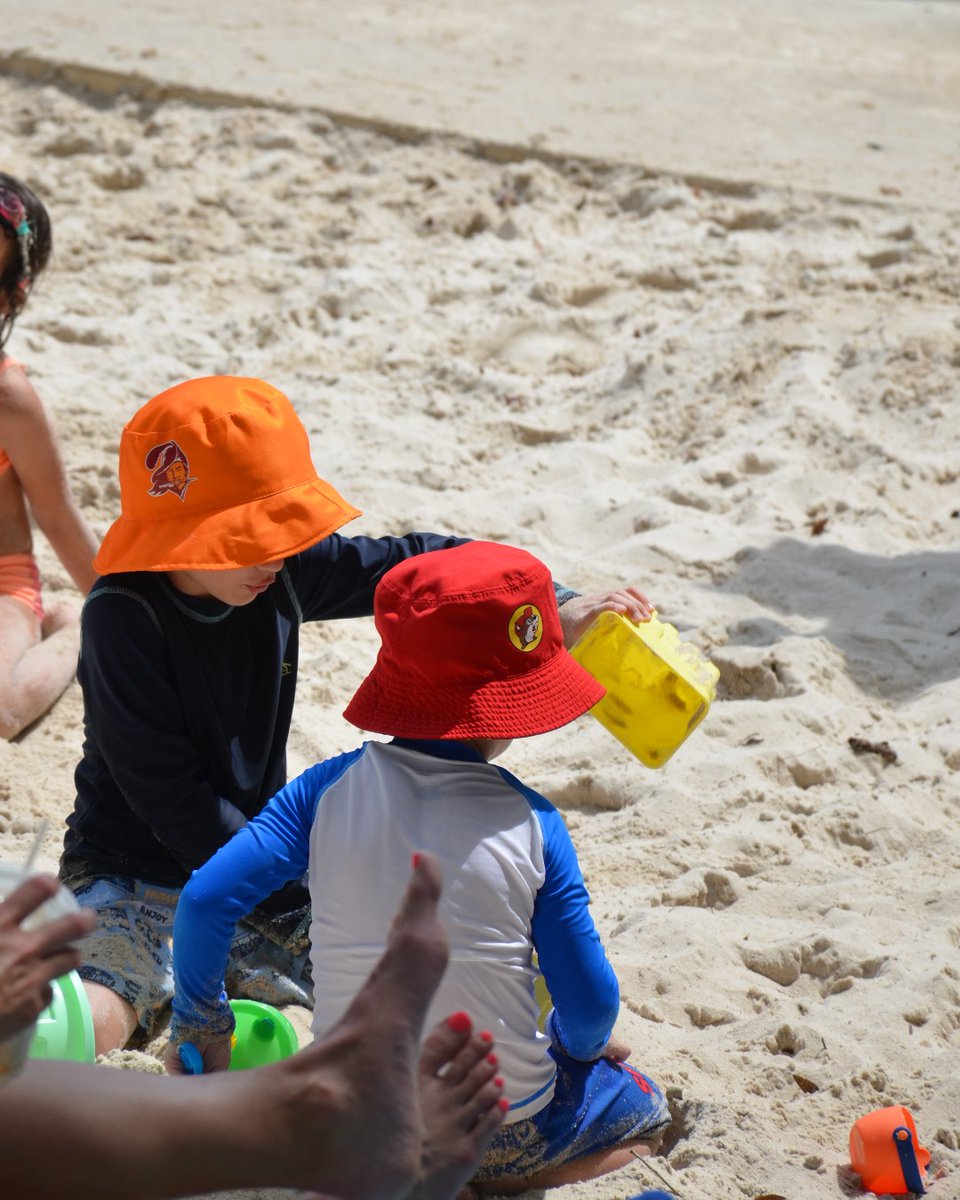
[168,540,669,1191]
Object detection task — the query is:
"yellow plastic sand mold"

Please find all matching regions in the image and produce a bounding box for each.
[570,611,719,769]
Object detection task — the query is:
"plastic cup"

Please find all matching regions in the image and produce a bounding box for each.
[0,864,87,1082]
[28,970,95,1064]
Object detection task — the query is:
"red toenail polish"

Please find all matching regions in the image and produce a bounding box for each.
[486,1053,498,1066]
[479,1030,493,1043]
[498,1098,510,1112]
[446,1011,471,1032]
[494,1076,504,1088]
[411,852,421,868]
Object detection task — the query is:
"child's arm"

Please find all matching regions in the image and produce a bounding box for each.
[292,532,470,620]
[526,798,621,1060]
[0,365,98,594]
[293,533,606,630]
[556,584,655,646]
[168,754,358,1070]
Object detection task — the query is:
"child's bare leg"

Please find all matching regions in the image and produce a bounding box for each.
[0,599,79,740]
[83,979,140,1057]
[474,1135,664,1195]
[412,1015,508,1200]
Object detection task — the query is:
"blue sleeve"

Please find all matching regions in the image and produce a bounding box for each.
[553,586,580,607]
[171,748,363,1039]
[517,783,619,1060]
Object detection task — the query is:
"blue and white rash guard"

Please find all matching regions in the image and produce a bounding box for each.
[172,739,619,1121]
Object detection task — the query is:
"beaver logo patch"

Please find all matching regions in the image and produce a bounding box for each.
[508,604,543,652]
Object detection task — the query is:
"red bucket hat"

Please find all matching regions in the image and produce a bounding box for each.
[343,541,606,740]
[94,376,361,574]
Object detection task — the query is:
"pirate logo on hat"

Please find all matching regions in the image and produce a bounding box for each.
[145,440,197,501]
[509,604,544,652]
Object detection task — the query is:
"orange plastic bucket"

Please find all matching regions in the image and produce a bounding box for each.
[850,1106,930,1195]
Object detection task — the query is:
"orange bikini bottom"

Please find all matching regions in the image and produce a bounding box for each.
[0,552,44,621]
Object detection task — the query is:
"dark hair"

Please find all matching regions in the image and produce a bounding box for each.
[0,172,53,351]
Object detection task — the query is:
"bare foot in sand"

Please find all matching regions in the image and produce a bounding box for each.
[0,598,80,739]
[412,1012,508,1200]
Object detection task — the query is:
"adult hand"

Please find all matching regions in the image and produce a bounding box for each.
[164,1032,233,1076]
[558,586,655,648]
[0,873,96,1042]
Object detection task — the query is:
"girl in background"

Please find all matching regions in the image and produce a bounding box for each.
[0,172,98,739]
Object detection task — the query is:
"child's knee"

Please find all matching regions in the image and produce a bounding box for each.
[83,980,139,1056]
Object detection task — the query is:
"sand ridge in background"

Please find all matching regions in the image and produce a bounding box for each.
[4,0,960,209]
[0,37,958,1200]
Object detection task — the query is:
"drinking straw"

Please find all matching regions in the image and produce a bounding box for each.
[22,820,49,872]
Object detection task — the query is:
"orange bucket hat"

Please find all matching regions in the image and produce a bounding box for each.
[343,541,606,740]
[94,376,361,574]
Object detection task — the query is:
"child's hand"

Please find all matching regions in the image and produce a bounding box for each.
[558,586,655,647]
[0,874,96,1043]
[164,1033,233,1075]
[601,1035,632,1062]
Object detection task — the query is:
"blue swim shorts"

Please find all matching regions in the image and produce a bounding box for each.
[66,875,313,1037]
[473,1045,670,1181]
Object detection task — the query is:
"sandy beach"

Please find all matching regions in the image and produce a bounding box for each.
[2,2,959,1197]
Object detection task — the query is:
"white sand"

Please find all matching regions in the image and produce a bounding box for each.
[1,4,959,1197]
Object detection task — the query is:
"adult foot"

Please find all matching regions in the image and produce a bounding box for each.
[412,1012,508,1200]
[263,852,451,1200]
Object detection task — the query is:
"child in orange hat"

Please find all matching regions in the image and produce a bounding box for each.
[168,540,669,1192]
[0,172,100,739]
[61,376,655,1059]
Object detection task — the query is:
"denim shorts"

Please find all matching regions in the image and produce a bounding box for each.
[473,1046,669,1181]
[66,875,313,1037]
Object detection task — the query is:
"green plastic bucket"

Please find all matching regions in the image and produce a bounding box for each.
[227,999,299,1071]
[29,970,95,1064]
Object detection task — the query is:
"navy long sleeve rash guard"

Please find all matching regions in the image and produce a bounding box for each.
[61,532,468,904]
